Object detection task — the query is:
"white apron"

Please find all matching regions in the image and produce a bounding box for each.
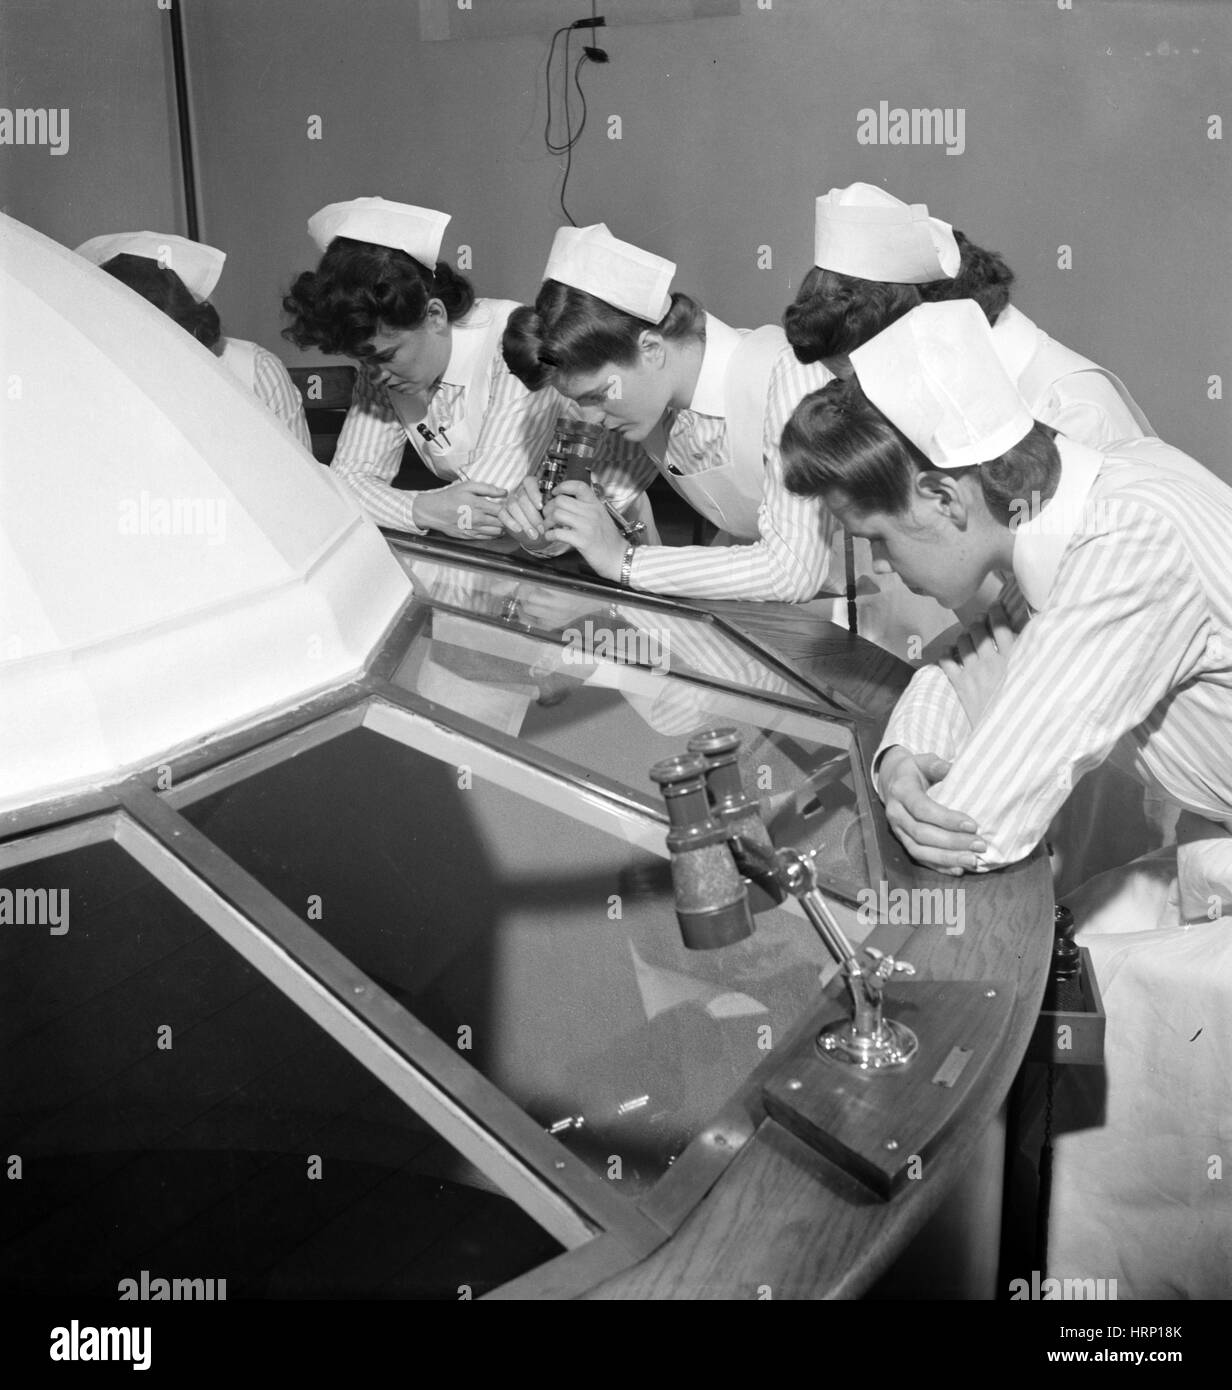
[218,336,259,394]
[657,318,784,541]
[1028,816,1232,1298]
[386,298,516,481]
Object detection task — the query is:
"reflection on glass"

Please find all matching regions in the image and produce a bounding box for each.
[393,551,820,701]
[393,601,875,903]
[0,841,561,1297]
[184,728,836,1196]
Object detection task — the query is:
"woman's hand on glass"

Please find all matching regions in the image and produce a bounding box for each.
[411,479,507,538]
[497,475,548,543]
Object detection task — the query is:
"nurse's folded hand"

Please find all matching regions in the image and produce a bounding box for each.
[878,746,987,875]
[938,602,1019,726]
[498,476,548,541]
[543,481,627,582]
[412,479,507,539]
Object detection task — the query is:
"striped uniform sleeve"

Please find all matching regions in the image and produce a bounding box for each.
[874,664,973,785]
[896,499,1210,870]
[330,367,427,532]
[626,349,842,602]
[252,346,312,450]
[589,430,661,513]
[461,345,564,495]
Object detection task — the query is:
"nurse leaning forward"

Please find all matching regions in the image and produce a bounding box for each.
[781,300,1232,1297]
[497,223,842,603]
[281,198,648,540]
[784,182,1155,659]
[76,230,311,448]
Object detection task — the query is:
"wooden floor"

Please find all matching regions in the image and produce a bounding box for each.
[0,842,559,1298]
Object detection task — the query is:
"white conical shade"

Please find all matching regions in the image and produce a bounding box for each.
[0,212,410,812]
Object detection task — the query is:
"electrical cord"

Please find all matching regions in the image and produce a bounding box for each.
[544,19,606,226]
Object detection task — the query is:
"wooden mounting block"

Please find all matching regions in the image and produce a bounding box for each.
[763,979,1016,1199]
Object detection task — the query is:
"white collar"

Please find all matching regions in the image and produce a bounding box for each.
[1011,434,1105,611]
[440,299,495,390]
[685,313,744,417]
[990,304,1042,384]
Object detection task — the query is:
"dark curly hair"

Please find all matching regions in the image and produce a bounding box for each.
[783,230,1015,363]
[281,236,474,358]
[502,280,705,391]
[101,252,222,349]
[781,375,1058,524]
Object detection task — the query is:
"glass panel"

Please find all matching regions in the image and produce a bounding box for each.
[391,598,876,902]
[181,725,863,1196]
[0,841,562,1298]
[393,549,821,702]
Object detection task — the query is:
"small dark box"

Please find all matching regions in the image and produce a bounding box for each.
[1026,945,1105,1066]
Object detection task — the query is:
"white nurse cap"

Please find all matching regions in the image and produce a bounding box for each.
[543,223,675,322]
[813,182,960,284]
[75,231,226,300]
[851,299,1035,469]
[307,197,451,267]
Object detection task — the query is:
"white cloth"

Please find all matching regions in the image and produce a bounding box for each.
[621,314,842,602]
[992,305,1153,447]
[851,300,1034,469]
[1040,824,1232,1298]
[813,182,960,283]
[543,223,674,322]
[307,197,449,266]
[75,231,225,300]
[217,338,311,450]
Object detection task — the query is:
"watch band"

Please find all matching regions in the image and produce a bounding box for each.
[619,543,636,588]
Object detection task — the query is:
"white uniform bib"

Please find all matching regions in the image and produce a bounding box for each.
[387,298,518,480]
[657,317,785,540]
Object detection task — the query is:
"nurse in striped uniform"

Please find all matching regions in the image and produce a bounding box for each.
[76,231,311,448]
[781,299,1232,1297]
[283,199,646,539]
[786,183,1154,450]
[781,183,1158,662]
[498,224,841,603]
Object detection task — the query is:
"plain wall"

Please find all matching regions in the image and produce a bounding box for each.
[0,0,183,245]
[3,0,1228,471]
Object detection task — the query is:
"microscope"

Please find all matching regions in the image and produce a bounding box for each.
[521,417,646,558]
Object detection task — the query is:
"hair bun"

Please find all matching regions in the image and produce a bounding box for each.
[501,304,553,390]
[430,260,476,318]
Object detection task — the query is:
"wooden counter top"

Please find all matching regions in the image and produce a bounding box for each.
[587,599,1054,1299]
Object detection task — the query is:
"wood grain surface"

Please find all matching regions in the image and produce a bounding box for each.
[587,599,1054,1299]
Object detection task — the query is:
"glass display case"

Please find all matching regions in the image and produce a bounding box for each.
[1,538,893,1299]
